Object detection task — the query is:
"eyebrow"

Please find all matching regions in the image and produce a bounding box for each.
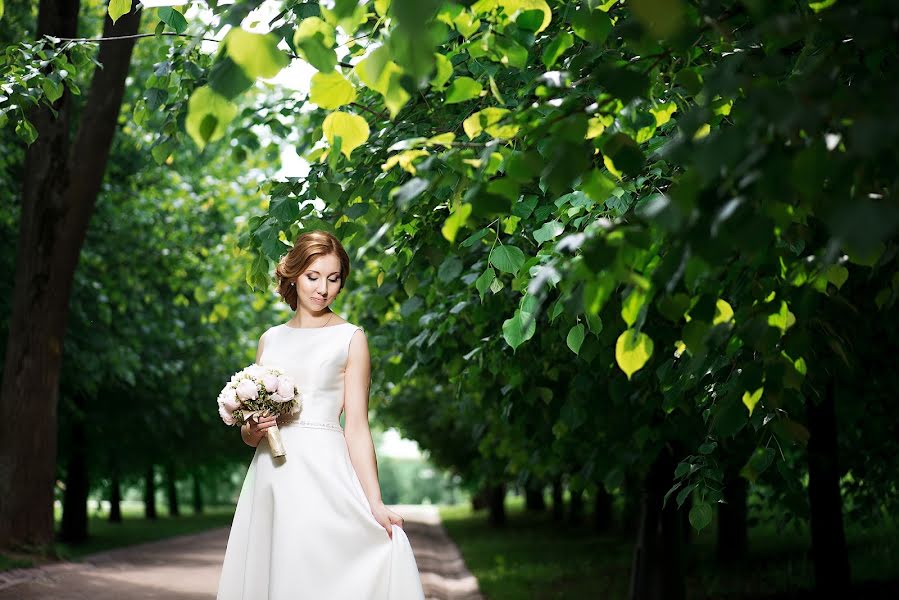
[306,270,341,275]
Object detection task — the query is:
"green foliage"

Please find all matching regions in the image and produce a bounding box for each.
[8,0,899,537]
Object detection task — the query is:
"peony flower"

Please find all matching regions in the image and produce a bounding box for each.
[217,390,237,426]
[246,364,266,379]
[276,375,295,399]
[235,379,258,401]
[263,373,280,393]
[270,392,288,403]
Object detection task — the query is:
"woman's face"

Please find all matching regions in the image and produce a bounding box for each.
[296,253,342,312]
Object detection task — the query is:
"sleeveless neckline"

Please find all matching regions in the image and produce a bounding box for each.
[279,322,353,331]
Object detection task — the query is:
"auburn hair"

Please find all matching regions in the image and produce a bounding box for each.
[275,230,351,310]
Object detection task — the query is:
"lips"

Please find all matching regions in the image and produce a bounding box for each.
[312,297,327,303]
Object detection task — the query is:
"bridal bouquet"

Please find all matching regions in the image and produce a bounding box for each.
[217,364,302,458]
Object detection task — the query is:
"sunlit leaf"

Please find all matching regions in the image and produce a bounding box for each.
[742,387,763,416]
[616,329,654,380]
[185,86,237,150]
[108,0,131,24]
[323,111,370,159]
[310,71,356,109]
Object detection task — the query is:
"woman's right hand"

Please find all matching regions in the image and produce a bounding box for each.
[245,412,278,445]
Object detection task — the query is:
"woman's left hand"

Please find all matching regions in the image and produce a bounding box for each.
[370,501,404,539]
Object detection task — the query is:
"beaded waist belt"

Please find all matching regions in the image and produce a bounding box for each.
[279,415,343,433]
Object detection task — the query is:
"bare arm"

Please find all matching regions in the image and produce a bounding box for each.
[342,329,382,505]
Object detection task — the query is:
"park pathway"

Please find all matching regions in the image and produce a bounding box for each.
[0,504,482,600]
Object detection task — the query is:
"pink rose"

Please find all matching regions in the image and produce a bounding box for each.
[263,373,280,393]
[236,379,258,401]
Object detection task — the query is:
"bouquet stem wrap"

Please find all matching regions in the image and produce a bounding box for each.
[266,423,286,458]
[248,410,287,458]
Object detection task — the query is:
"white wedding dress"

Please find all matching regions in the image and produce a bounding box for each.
[216,321,426,600]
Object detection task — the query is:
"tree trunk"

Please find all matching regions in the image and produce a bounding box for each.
[568,487,584,525]
[165,462,180,517]
[551,475,564,521]
[0,0,142,549]
[192,470,204,515]
[109,467,122,523]
[144,465,157,520]
[59,403,89,543]
[717,465,747,563]
[486,483,506,527]
[628,448,685,600]
[593,485,612,532]
[806,379,850,592]
[524,480,546,512]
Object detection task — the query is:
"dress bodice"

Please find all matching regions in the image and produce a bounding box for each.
[259,321,364,426]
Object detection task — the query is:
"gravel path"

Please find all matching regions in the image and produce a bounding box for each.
[0,504,482,600]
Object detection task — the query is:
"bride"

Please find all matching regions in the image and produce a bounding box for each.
[216,230,426,599]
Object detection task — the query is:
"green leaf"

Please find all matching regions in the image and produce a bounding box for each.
[445,77,483,104]
[475,267,496,301]
[533,220,563,245]
[567,323,585,355]
[689,502,713,531]
[542,31,574,69]
[390,177,429,208]
[767,300,796,334]
[432,53,453,90]
[808,0,837,13]
[463,107,518,139]
[615,329,653,380]
[225,28,289,79]
[603,133,645,178]
[742,387,763,416]
[825,264,848,289]
[323,111,369,159]
[502,308,537,350]
[356,45,391,93]
[651,102,677,127]
[442,202,472,243]
[310,71,356,109]
[490,245,526,275]
[712,299,734,325]
[108,0,131,24]
[581,169,616,203]
[185,86,237,150]
[293,17,338,72]
[41,78,62,103]
[571,6,612,45]
[630,0,686,39]
[15,118,37,145]
[501,0,552,33]
[157,7,187,34]
[740,447,775,483]
[208,56,255,100]
[453,10,481,37]
[620,288,646,328]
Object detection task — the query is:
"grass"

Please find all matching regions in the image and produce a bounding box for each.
[438,495,899,600]
[0,503,236,572]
